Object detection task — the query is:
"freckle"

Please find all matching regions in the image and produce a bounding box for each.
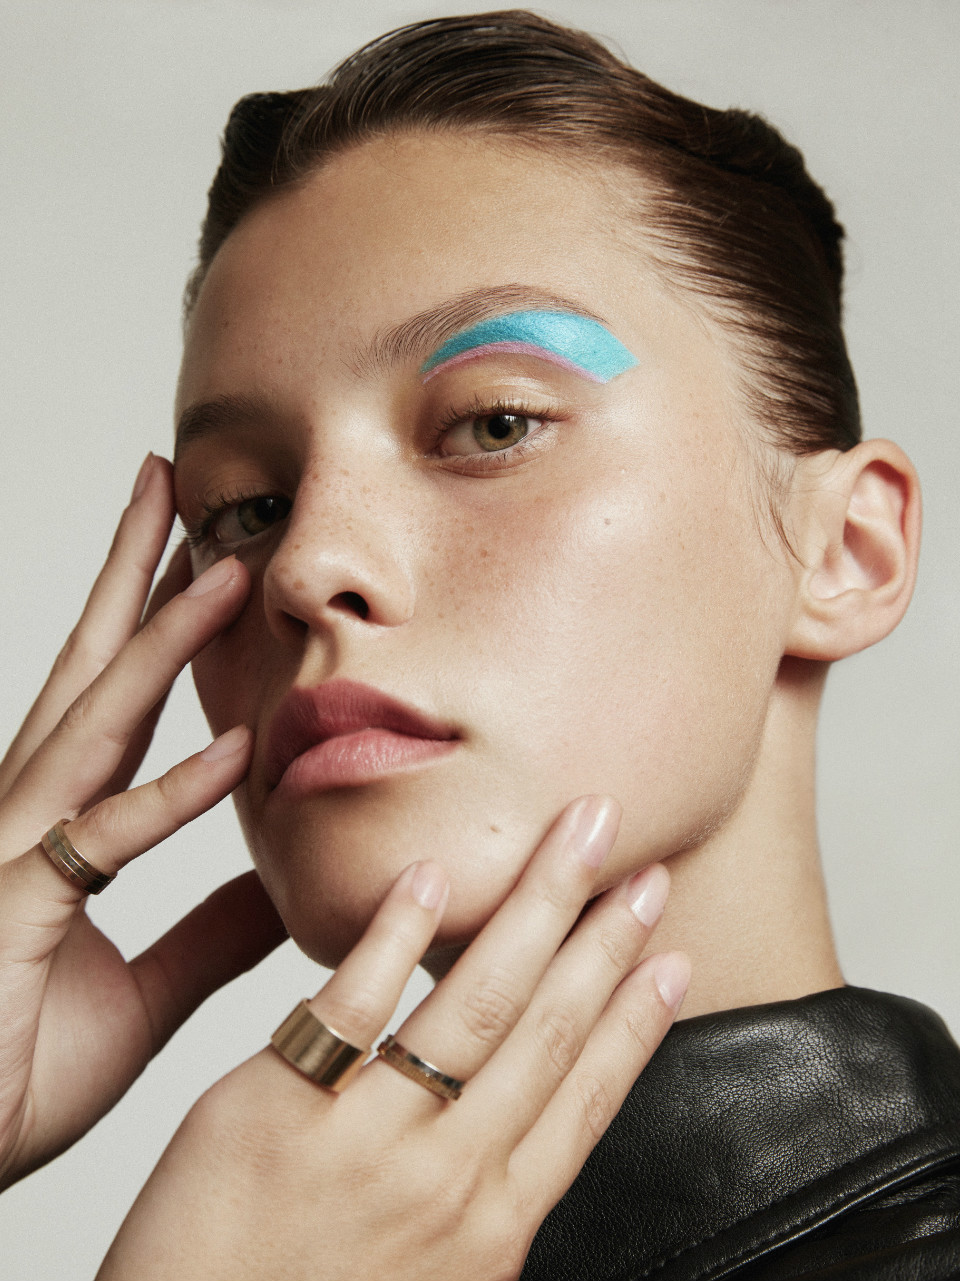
[480,548,489,558]
[604,518,612,526]
[490,824,501,834]
[294,578,305,591]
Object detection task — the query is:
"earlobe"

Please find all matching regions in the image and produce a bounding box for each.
[786,440,921,661]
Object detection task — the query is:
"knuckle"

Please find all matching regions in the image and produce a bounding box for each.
[153,765,184,810]
[534,869,580,917]
[57,689,129,751]
[593,923,635,974]
[54,628,114,683]
[535,1006,582,1078]
[621,1004,658,1056]
[317,988,382,1042]
[458,969,524,1046]
[78,800,124,852]
[575,1072,615,1143]
[186,1080,287,1171]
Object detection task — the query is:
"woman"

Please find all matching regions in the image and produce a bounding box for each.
[2,10,958,1278]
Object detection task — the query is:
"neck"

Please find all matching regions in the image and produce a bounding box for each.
[654,658,843,1020]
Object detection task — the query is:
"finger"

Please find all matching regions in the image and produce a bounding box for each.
[83,543,193,806]
[0,455,173,798]
[129,870,288,1055]
[384,796,620,1091]
[509,951,690,1217]
[268,862,448,1096]
[0,726,253,961]
[311,861,447,1043]
[1,556,250,855]
[463,864,670,1142]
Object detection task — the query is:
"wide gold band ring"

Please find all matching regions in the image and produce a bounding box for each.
[41,821,116,895]
[271,1000,368,1092]
[376,1034,464,1100]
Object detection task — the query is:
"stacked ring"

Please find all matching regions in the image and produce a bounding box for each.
[271,1000,368,1092]
[376,1034,465,1100]
[41,822,116,895]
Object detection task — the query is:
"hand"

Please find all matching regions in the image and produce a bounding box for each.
[0,454,287,1191]
[98,796,689,1281]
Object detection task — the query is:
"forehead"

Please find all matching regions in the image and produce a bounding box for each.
[177,132,737,434]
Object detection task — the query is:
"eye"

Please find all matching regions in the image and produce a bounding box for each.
[208,495,292,546]
[441,412,543,456]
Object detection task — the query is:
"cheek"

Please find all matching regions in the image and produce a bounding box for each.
[190,606,270,736]
[423,455,784,872]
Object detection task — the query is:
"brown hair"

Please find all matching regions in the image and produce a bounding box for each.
[187,9,860,458]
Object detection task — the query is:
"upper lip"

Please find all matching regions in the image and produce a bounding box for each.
[264,678,460,789]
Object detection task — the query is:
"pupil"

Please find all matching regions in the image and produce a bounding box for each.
[474,413,528,452]
[237,495,290,537]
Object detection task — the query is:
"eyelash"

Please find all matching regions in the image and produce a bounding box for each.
[431,393,559,469]
[179,485,266,548]
[180,395,560,547]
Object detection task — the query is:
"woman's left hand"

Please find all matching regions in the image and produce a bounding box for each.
[97,797,688,1281]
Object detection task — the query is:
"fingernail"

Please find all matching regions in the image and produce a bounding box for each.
[627,863,669,926]
[184,556,238,598]
[130,453,154,502]
[410,861,448,912]
[571,796,620,868]
[200,725,250,762]
[654,952,691,1011]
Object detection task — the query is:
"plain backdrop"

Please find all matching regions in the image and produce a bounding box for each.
[1,1,958,1275]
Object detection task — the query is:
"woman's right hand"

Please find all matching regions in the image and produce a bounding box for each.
[0,453,287,1191]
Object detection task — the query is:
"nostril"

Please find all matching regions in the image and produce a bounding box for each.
[329,590,370,620]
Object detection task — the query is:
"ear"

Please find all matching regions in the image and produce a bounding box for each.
[785,440,921,661]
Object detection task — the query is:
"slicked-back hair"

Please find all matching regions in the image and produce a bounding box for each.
[187,9,860,458]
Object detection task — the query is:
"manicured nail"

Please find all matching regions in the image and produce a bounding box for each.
[654,952,691,1011]
[184,556,238,598]
[199,725,250,762]
[130,453,154,502]
[570,796,620,868]
[410,861,449,911]
[627,863,669,926]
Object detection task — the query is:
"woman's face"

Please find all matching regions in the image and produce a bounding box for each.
[175,133,797,969]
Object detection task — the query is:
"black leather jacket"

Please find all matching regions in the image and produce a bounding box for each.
[522,987,960,1279]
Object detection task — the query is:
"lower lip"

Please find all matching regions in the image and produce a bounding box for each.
[273,729,459,797]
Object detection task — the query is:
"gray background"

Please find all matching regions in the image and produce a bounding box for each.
[1,1,957,1274]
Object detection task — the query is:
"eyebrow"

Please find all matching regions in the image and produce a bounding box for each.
[174,392,277,459]
[175,285,609,454]
[352,283,608,379]
[419,310,637,383]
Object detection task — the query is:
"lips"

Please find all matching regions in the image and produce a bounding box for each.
[265,678,461,796]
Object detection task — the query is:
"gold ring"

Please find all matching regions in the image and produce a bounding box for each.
[41,821,116,895]
[376,1034,464,1100]
[271,1000,368,1092]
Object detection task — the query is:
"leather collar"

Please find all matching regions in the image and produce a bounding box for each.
[523,987,960,1280]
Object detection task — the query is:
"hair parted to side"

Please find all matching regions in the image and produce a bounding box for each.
[187,9,860,459]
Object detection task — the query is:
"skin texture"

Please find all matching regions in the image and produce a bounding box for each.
[175,130,918,1010]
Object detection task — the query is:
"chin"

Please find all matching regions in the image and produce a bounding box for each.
[236,779,539,970]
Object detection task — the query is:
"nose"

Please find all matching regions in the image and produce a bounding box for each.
[262,461,416,643]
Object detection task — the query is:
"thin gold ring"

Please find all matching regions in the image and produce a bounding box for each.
[271,1000,368,1092]
[376,1034,464,1100]
[41,821,115,895]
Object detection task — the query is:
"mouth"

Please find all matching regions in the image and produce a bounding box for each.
[265,678,461,797]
